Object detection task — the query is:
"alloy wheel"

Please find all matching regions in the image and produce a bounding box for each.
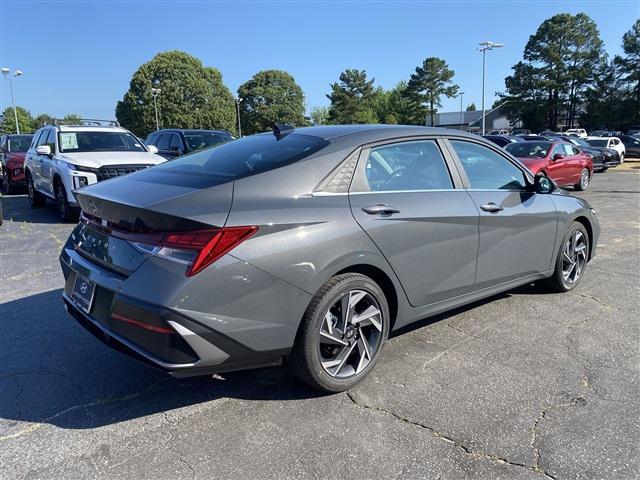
[580,169,589,190]
[56,183,67,219]
[27,177,34,202]
[561,230,587,284]
[317,289,384,379]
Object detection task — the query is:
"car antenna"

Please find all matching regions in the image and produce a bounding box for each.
[271,122,295,140]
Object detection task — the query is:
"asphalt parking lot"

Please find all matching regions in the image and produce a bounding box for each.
[1,168,639,480]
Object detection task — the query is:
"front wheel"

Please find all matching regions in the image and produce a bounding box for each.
[27,173,46,208]
[544,222,590,292]
[55,180,78,222]
[288,273,390,392]
[574,168,590,191]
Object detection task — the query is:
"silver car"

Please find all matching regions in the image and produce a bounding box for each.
[60,125,599,392]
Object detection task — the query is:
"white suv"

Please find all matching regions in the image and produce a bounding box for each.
[24,122,165,220]
[586,136,626,163]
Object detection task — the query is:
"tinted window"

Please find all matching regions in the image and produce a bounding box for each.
[505,141,551,158]
[451,140,527,190]
[36,129,49,147]
[360,140,452,192]
[169,133,183,151]
[45,130,56,152]
[7,135,32,152]
[184,132,232,151]
[146,132,158,145]
[151,133,329,181]
[156,133,170,150]
[58,131,146,153]
[586,139,608,148]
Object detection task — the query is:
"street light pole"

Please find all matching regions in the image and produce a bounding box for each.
[477,41,504,135]
[1,67,23,134]
[151,85,161,131]
[235,97,242,137]
[459,91,465,130]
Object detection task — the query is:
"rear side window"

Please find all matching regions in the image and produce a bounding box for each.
[451,140,527,191]
[359,140,452,192]
[151,133,329,180]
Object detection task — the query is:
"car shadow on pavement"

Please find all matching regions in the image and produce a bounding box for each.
[0,289,325,432]
[1,194,62,224]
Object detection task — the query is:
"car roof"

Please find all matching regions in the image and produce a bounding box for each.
[56,125,129,133]
[587,136,616,140]
[152,129,232,135]
[258,124,481,143]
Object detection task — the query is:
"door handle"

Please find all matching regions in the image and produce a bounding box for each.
[362,204,401,215]
[480,202,504,213]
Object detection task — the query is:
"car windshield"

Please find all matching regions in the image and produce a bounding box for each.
[151,133,329,180]
[184,132,233,151]
[505,141,551,158]
[8,135,33,152]
[58,131,146,153]
[587,139,608,147]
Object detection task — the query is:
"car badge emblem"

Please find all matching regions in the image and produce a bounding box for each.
[80,282,88,294]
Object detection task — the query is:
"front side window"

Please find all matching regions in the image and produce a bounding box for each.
[45,130,57,152]
[169,134,183,151]
[451,140,527,190]
[156,134,170,150]
[58,131,146,153]
[36,130,49,147]
[359,140,452,192]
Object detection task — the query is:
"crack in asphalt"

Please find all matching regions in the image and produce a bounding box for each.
[0,377,168,442]
[346,392,557,480]
[574,292,624,311]
[163,411,196,479]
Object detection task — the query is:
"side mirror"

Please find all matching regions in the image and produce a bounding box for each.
[534,173,556,194]
[147,145,159,154]
[552,153,564,161]
[36,145,52,156]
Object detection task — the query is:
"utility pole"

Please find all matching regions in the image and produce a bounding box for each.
[478,41,504,135]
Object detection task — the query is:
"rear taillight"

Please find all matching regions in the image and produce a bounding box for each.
[162,227,258,276]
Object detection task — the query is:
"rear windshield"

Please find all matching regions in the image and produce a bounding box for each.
[58,131,146,153]
[586,139,608,147]
[151,133,329,180]
[184,132,233,152]
[8,135,33,152]
[505,141,552,158]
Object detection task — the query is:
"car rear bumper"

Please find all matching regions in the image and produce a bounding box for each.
[60,245,309,377]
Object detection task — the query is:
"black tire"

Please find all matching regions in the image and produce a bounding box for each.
[0,165,14,195]
[574,168,590,191]
[544,222,590,293]
[288,273,390,392]
[27,172,46,208]
[55,179,78,222]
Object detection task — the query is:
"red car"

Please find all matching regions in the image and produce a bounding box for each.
[505,140,593,190]
[0,134,33,194]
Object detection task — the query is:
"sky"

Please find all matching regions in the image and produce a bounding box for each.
[1,0,638,121]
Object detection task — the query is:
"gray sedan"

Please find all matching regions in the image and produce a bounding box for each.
[59,125,599,392]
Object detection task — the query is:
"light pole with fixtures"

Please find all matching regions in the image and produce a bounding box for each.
[1,67,23,134]
[458,91,465,130]
[477,41,504,135]
[235,97,242,137]
[151,82,161,131]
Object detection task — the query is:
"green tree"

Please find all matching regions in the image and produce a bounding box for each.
[32,113,54,129]
[237,70,307,135]
[62,114,83,125]
[1,107,34,133]
[407,57,459,126]
[616,19,640,126]
[310,106,330,125]
[116,51,236,137]
[499,62,548,132]
[466,103,477,111]
[506,13,603,130]
[581,58,626,131]
[327,69,379,124]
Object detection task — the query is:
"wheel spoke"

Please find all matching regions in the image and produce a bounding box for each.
[351,305,382,331]
[319,329,348,347]
[322,342,356,375]
[355,335,371,374]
